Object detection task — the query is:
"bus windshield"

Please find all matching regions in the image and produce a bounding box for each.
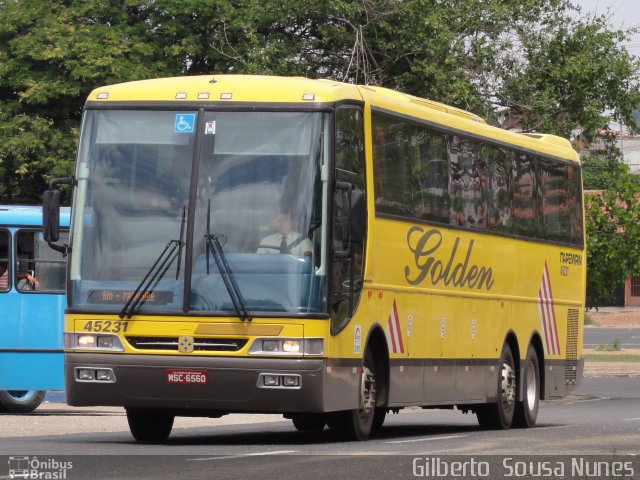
[70,110,329,315]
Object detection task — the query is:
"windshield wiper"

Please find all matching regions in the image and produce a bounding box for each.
[205,199,252,321]
[119,208,186,319]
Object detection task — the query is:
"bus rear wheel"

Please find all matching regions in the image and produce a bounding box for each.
[476,343,516,429]
[291,413,326,432]
[327,349,377,441]
[126,408,174,442]
[0,390,46,413]
[513,345,540,428]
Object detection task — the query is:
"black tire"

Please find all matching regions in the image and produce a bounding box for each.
[327,349,377,441]
[372,407,387,432]
[291,413,326,432]
[0,390,46,413]
[513,345,540,428]
[126,408,174,442]
[476,343,516,430]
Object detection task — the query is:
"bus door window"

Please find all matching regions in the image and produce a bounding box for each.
[331,106,366,334]
[15,230,68,292]
[0,229,9,292]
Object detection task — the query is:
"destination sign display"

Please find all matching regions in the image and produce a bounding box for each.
[87,290,174,305]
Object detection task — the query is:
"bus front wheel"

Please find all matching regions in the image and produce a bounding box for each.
[476,343,516,429]
[0,390,46,413]
[327,349,377,441]
[126,408,174,442]
[291,413,326,432]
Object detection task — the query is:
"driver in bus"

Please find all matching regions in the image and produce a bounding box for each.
[256,210,312,256]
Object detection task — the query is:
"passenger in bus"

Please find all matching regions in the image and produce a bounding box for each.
[17,270,39,290]
[0,262,39,290]
[256,210,312,256]
[0,262,8,290]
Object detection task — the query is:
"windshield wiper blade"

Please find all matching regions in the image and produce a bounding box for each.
[205,233,252,321]
[119,238,182,320]
[175,206,186,279]
[204,200,251,321]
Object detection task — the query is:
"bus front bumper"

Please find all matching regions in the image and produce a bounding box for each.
[65,353,327,413]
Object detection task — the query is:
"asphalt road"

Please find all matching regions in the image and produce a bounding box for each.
[584,327,640,349]
[1,377,639,480]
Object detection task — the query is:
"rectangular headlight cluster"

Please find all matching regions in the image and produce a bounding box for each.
[64,333,125,352]
[248,338,324,356]
[257,373,301,389]
[75,367,117,383]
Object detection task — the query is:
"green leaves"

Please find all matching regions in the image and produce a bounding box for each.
[1,0,639,205]
[584,161,640,307]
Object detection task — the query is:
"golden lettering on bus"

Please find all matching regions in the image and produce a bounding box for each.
[404,226,495,290]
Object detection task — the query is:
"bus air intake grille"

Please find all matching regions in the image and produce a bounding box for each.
[565,308,580,384]
[126,336,248,352]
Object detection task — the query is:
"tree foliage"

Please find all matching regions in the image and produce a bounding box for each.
[0,0,639,205]
[585,162,640,307]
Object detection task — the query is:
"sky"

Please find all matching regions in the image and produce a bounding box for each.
[573,0,640,56]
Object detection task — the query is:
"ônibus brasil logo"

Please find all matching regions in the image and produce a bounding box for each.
[8,456,73,479]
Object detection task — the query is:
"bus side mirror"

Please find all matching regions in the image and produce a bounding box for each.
[43,189,61,243]
[42,176,75,256]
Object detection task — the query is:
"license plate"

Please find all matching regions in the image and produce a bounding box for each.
[166,369,208,385]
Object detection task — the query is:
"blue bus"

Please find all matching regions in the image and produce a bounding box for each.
[0,205,69,413]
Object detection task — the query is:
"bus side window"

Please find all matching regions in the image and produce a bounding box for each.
[0,230,9,292]
[15,230,68,293]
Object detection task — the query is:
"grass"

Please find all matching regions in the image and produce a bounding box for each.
[585,354,640,362]
[594,338,622,351]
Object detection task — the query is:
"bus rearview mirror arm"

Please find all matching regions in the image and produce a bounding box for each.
[43,176,76,256]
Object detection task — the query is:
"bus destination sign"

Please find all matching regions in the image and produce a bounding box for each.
[88,290,174,305]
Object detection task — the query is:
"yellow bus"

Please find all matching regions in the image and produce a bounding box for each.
[43,75,585,442]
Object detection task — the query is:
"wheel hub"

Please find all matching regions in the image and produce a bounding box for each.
[501,361,516,407]
[360,366,376,414]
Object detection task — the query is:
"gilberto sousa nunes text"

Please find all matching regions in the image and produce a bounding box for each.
[412,456,636,478]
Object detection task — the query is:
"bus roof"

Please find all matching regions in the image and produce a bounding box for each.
[87,74,578,162]
[0,205,70,228]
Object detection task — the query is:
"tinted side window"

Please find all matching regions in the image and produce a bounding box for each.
[0,230,9,292]
[512,154,542,238]
[414,131,449,224]
[372,114,412,217]
[449,136,485,229]
[371,111,582,247]
[372,113,450,224]
[484,146,514,233]
[540,159,584,244]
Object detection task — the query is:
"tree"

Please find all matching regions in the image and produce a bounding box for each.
[0,1,169,202]
[585,162,640,307]
[1,0,639,202]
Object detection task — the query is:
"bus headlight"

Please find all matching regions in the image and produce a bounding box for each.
[64,333,124,352]
[248,338,324,356]
[282,340,301,353]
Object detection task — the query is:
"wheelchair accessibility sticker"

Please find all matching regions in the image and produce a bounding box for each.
[174,114,196,133]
